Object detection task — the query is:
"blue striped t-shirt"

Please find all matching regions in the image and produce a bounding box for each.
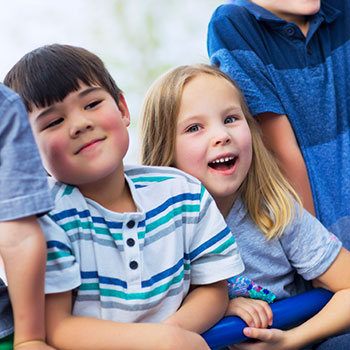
[41,165,244,322]
[208,0,350,249]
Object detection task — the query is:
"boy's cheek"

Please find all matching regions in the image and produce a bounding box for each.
[39,138,66,164]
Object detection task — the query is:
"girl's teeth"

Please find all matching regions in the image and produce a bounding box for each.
[213,156,233,164]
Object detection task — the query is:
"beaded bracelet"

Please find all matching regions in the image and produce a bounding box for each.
[14,340,46,349]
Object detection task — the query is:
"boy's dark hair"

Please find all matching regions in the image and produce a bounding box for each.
[4,44,122,112]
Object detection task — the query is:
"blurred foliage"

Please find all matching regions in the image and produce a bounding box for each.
[110,1,175,89]
[90,0,221,102]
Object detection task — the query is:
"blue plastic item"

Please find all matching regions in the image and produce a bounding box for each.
[202,288,333,349]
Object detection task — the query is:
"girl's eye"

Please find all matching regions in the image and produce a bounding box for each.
[186,125,202,133]
[44,118,64,130]
[85,100,102,110]
[224,116,237,124]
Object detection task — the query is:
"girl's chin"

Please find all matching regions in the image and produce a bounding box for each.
[209,187,238,200]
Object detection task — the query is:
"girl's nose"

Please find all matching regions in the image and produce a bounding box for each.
[213,128,231,146]
[70,116,94,138]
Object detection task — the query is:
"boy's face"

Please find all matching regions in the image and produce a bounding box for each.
[173,73,252,207]
[28,83,130,188]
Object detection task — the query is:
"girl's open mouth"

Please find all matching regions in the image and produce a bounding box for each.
[208,156,237,170]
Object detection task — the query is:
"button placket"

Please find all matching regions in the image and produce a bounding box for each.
[127,220,135,229]
[127,238,135,247]
[129,260,138,270]
[285,26,295,37]
[123,218,141,287]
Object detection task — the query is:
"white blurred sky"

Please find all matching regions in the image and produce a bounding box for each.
[0,0,223,163]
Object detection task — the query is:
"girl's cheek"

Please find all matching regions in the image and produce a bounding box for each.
[242,130,253,156]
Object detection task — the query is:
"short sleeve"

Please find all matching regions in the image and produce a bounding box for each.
[40,214,81,294]
[207,6,286,116]
[188,186,244,285]
[0,89,53,221]
[280,207,342,280]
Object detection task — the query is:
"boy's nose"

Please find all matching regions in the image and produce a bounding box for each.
[70,117,94,138]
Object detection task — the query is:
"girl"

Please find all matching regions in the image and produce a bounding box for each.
[139,64,350,349]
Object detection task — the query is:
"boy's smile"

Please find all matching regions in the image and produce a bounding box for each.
[74,136,107,155]
[28,83,130,193]
[174,73,252,214]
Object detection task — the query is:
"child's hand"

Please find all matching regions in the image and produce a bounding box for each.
[225,297,273,328]
[228,327,295,350]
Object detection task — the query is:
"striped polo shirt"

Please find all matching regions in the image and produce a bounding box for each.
[42,165,244,322]
[208,0,350,249]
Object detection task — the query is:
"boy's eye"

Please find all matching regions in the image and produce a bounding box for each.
[44,118,64,130]
[186,125,202,133]
[224,116,237,124]
[85,100,102,110]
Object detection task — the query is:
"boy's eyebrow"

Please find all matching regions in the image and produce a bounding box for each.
[35,106,57,121]
[78,86,103,98]
[34,87,104,121]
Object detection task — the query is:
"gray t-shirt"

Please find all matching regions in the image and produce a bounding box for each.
[226,197,342,300]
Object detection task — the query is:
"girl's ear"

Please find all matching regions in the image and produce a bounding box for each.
[117,93,131,127]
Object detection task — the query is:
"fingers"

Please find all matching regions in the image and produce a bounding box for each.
[243,327,274,341]
[243,326,286,343]
[230,328,287,350]
[226,297,273,328]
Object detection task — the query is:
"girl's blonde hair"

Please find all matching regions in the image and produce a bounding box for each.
[140,64,302,240]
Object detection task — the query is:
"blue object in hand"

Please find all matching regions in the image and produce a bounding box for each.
[202,288,333,349]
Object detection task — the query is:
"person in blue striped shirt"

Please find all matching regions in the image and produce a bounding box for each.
[207,0,350,252]
[4,44,244,350]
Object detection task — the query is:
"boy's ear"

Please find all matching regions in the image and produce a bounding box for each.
[117,93,131,127]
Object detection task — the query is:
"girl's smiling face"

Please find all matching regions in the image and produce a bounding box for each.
[174,73,252,213]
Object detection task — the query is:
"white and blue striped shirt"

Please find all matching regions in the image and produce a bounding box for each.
[42,165,244,322]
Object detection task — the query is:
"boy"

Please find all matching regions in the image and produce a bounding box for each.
[207,0,350,250]
[4,44,244,350]
[0,84,54,349]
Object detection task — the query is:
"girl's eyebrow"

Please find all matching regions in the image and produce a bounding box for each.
[177,115,202,127]
[223,105,243,114]
[179,105,243,121]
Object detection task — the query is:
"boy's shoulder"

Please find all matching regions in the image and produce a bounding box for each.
[211,2,251,22]
[46,177,83,207]
[124,164,202,188]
